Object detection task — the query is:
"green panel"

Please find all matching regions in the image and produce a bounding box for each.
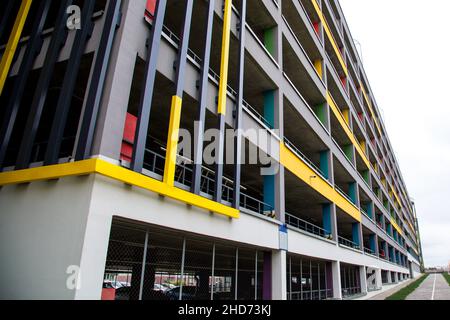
[363,170,369,184]
[343,145,353,162]
[314,103,327,126]
[263,27,275,56]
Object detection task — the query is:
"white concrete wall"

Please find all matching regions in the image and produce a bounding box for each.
[0,176,96,299]
[76,174,282,299]
[287,227,410,274]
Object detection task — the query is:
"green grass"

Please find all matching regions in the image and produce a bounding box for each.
[385,274,429,300]
[443,273,450,286]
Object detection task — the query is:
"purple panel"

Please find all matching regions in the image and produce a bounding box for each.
[262,252,272,300]
[326,262,333,294]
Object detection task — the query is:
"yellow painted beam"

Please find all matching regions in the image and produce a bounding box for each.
[280,143,361,222]
[163,95,183,186]
[217,0,232,115]
[342,109,350,125]
[391,186,402,208]
[0,159,240,219]
[0,0,33,95]
[390,217,403,237]
[314,59,323,79]
[359,140,366,154]
[311,0,348,76]
[360,83,383,136]
[326,92,370,169]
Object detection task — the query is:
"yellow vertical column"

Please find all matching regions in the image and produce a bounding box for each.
[0,0,33,95]
[163,96,183,186]
[217,0,232,116]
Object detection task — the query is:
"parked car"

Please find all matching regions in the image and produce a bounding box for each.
[165,286,217,300]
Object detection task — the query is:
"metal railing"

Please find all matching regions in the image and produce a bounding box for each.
[342,287,362,298]
[338,236,361,250]
[281,15,323,84]
[334,184,356,205]
[141,148,274,217]
[285,213,332,240]
[242,100,273,130]
[289,289,332,301]
[364,247,376,256]
[283,138,328,181]
[161,25,277,138]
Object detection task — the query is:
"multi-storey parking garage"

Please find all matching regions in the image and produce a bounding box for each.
[0,0,423,299]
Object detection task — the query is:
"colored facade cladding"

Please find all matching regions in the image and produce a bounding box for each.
[0,0,424,299]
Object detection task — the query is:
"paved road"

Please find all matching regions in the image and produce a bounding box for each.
[407,274,450,300]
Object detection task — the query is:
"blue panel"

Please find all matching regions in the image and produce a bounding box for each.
[348,182,357,204]
[319,151,329,179]
[366,202,373,219]
[263,90,275,128]
[369,234,377,253]
[263,90,275,212]
[352,223,360,247]
[264,174,275,212]
[322,203,332,236]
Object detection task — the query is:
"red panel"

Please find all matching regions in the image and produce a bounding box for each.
[340,76,347,88]
[120,113,137,162]
[101,288,116,300]
[313,22,320,36]
[123,113,137,143]
[145,0,157,22]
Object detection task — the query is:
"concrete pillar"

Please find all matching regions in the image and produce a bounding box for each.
[359,266,368,294]
[387,271,392,284]
[92,0,148,160]
[271,250,287,300]
[331,261,342,299]
[376,269,382,290]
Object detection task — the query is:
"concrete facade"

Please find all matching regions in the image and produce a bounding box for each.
[0,0,423,300]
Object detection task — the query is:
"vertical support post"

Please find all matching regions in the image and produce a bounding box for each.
[214,0,232,202]
[44,0,96,166]
[0,1,16,40]
[75,0,122,161]
[138,230,149,300]
[271,250,286,300]
[0,0,51,168]
[359,266,367,294]
[0,0,33,95]
[14,0,72,170]
[254,251,258,300]
[210,242,215,300]
[131,0,167,173]
[163,0,194,186]
[192,0,215,194]
[179,237,186,300]
[234,248,239,300]
[231,0,246,208]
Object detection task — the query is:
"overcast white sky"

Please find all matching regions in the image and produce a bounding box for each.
[339,0,450,267]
